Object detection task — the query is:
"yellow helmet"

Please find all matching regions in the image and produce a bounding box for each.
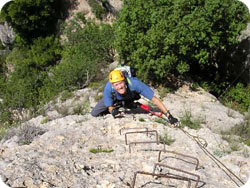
[109,70,125,83]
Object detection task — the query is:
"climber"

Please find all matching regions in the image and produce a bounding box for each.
[91,69,178,124]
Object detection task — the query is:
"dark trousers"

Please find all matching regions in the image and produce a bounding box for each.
[91,98,109,117]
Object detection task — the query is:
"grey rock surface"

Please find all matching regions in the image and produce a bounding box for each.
[0,22,15,47]
[0,87,249,188]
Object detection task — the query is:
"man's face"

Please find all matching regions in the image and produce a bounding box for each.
[112,80,126,94]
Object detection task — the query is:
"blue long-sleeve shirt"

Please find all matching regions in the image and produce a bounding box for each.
[103,77,154,107]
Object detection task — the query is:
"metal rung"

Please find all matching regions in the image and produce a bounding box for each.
[125,130,159,145]
[119,127,149,135]
[158,149,200,170]
[129,141,160,153]
[153,163,200,188]
[131,171,192,188]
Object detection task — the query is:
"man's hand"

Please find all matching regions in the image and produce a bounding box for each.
[111,108,120,118]
[168,114,178,125]
[164,111,179,125]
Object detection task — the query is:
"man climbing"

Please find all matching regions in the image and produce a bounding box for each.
[91,69,178,124]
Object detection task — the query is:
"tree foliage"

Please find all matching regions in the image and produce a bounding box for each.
[114,0,249,83]
[39,14,115,102]
[1,0,64,43]
[1,36,61,111]
[222,83,250,112]
[88,0,107,20]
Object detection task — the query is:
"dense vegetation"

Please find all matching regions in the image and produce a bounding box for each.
[40,14,115,103]
[0,1,114,125]
[1,0,66,43]
[0,0,249,127]
[115,0,249,85]
[114,0,249,112]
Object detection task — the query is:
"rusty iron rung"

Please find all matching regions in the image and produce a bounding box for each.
[125,130,159,145]
[119,127,149,135]
[153,163,200,188]
[158,149,200,170]
[131,171,192,188]
[129,141,159,153]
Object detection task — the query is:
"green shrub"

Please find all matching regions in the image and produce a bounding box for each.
[180,109,204,130]
[213,149,229,158]
[88,0,107,20]
[89,148,114,154]
[28,36,62,70]
[222,135,241,152]
[90,79,107,102]
[229,142,241,152]
[222,83,250,112]
[94,93,103,102]
[55,105,69,117]
[114,0,249,84]
[242,148,249,158]
[42,17,115,102]
[159,132,175,145]
[1,36,61,111]
[0,52,8,100]
[73,105,84,115]
[89,79,107,92]
[154,118,167,125]
[3,123,46,145]
[232,113,250,146]
[63,17,114,65]
[1,0,65,43]
[40,116,49,124]
[60,91,73,102]
[139,118,145,122]
[190,82,200,91]
[3,68,41,109]
[73,102,90,115]
[221,111,250,146]
[158,86,173,99]
[89,82,102,89]
[0,117,15,140]
[0,108,12,124]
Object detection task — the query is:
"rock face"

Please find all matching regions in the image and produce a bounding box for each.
[0,87,249,188]
[70,0,123,22]
[0,22,15,47]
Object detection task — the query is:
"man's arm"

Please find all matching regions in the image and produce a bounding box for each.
[151,96,178,124]
[151,96,169,114]
[104,82,116,114]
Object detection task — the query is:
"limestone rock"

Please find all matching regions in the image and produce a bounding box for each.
[0,22,15,47]
[0,87,249,188]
